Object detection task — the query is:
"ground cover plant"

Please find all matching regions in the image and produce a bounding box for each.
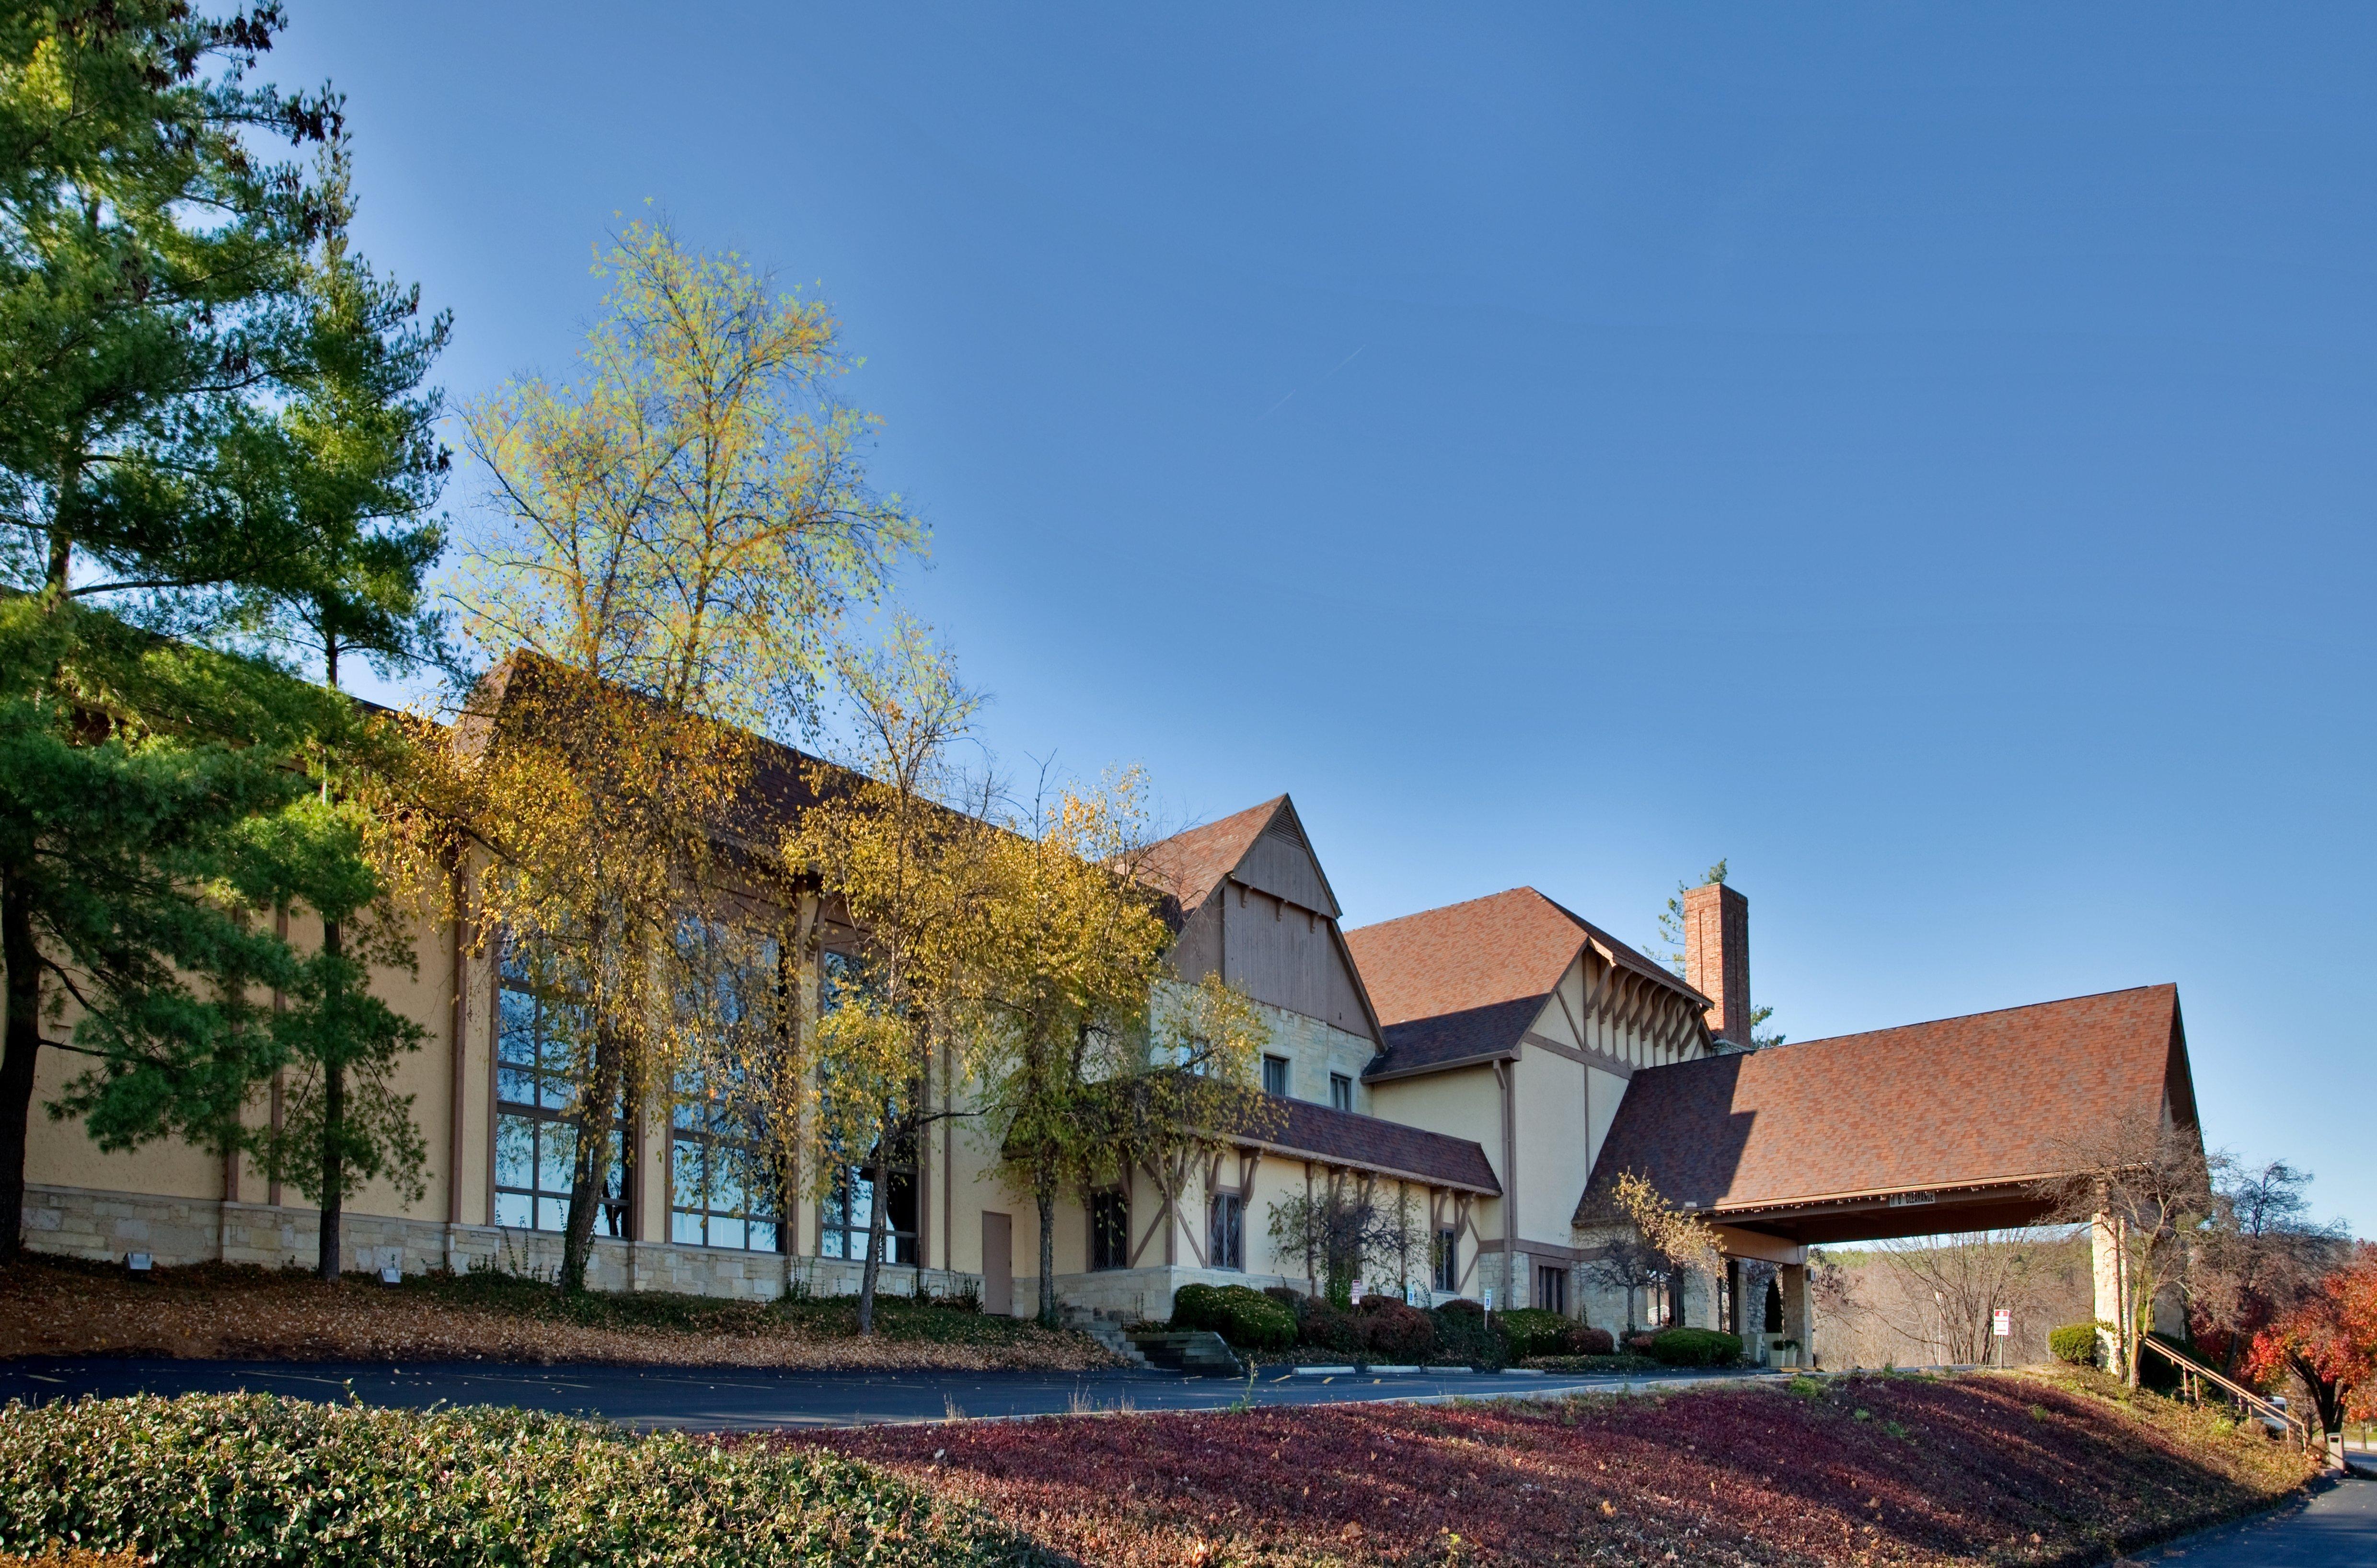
[0,1256,1112,1370]
[811,1366,2322,1566]
[0,1393,1050,1567]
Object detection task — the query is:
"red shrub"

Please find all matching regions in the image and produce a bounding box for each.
[1355,1298,1435,1362]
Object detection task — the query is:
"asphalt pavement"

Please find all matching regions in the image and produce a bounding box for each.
[2133,1474,2377,1566]
[0,1357,1761,1431]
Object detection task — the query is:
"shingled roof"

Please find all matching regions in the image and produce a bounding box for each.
[1251,1097,1501,1193]
[1141,796,1292,916]
[1584,984,2199,1223]
[1346,888,1708,1080]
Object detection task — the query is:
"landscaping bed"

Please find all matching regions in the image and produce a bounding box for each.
[0,1393,1050,1566]
[0,1255,1114,1371]
[811,1367,2324,1565]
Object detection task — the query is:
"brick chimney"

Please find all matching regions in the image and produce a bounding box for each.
[1683,880,1752,1051]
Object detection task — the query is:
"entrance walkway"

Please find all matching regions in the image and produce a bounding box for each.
[0,1357,1769,1431]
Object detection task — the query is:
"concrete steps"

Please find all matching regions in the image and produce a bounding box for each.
[1125,1329,1244,1377]
[1060,1306,1151,1369]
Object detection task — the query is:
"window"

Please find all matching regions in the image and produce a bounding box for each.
[1089,1188,1130,1271]
[1329,1072,1353,1111]
[496,948,628,1235]
[670,1071,783,1252]
[1262,1055,1289,1097]
[1433,1227,1459,1293]
[813,949,919,1266]
[819,1154,917,1265]
[1537,1264,1569,1316]
[1207,1191,1245,1271]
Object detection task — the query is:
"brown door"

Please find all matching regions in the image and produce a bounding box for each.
[981,1211,1013,1316]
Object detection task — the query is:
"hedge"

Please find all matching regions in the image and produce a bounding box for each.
[2050,1322,2106,1367]
[1646,1327,1743,1367]
[1169,1284,1296,1350]
[1352,1298,1435,1362]
[0,1394,1045,1567]
[1494,1308,1581,1359]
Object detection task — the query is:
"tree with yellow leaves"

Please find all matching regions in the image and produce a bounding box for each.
[450,219,918,1291]
[778,619,990,1333]
[964,773,1273,1326]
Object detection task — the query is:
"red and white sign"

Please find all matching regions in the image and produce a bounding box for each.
[1992,1309,2011,1337]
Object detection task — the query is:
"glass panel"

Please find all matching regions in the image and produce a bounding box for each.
[495,1115,533,1188]
[748,1220,778,1253]
[537,1195,568,1232]
[537,1122,577,1193]
[710,1216,746,1251]
[671,1139,703,1212]
[496,1067,537,1107]
[672,1211,704,1245]
[495,1192,532,1228]
[844,1172,876,1232]
[820,1228,845,1259]
[540,1072,573,1112]
[497,991,538,1061]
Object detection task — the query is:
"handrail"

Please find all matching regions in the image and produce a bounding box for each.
[2137,1336,2312,1446]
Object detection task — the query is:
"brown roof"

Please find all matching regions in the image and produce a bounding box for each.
[1140,796,1286,914]
[1585,984,2199,1219]
[1345,888,1708,1079]
[1252,1097,1501,1193]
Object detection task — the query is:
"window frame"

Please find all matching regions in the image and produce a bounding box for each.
[495,946,630,1238]
[1328,1072,1353,1111]
[1433,1226,1459,1293]
[1089,1187,1131,1271]
[1207,1190,1246,1271]
[1537,1263,1569,1316]
[1261,1054,1290,1097]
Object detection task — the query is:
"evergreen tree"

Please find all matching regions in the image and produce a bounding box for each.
[0,3,392,1257]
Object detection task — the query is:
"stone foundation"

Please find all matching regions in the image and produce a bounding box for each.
[21,1183,980,1303]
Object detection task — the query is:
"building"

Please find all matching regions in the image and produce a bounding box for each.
[15,723,2199,1359]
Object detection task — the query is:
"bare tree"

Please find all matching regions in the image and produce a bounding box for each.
[1847,1231,2069,1366]
[2192,1157,2349,1374]
[2034,1108,2215,1386]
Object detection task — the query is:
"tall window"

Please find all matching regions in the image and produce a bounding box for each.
[1537,1264,1568,1316]
[495,948,628,1235]
[814,950,918,1265]
[1329,1072,1353,1111]
[1433,1227,1459,1293]
[1089,1188,1130,1271]
[1261,1055,1289,1097]
[670,1069,782,1252]
[1208,1191,1245,1270]
[669,925,785,1252]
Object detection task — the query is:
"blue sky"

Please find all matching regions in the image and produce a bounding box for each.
[275,3,2375,1230]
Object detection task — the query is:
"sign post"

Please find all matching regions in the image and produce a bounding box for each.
[1992,1308,2011,1366]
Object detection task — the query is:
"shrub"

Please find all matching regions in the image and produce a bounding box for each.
[1169,1284,1296,1350]
[1429,1301,1503,1369]
[1496,1308,1583,1359]
[0,1393,1033,1567]
[1570,1326,1615,1356]
[1625,1332,1658,1355]
[1519,1353,1659,1373]
[1647,1327,1743,1366]
[1353,1298,1436,1362]
[2050,1322,2106,1367]
[1298,1298,1361,1355]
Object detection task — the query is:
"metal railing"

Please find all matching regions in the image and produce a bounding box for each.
[2137,1336,2313,1448]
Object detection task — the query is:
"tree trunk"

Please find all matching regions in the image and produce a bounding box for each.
[561,1030,623,1294]
[0,876,44,1264]
[1035,1172,1059,1328]
[856,1144,889,1335]
[315,917,346,1280]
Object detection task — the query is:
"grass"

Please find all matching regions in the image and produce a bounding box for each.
[0,1393,1052,1567]
[0,1253,1114,1370]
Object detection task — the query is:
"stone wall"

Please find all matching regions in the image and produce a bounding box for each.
[22,1183,981,1303]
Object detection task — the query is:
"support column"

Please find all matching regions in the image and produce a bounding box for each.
[2092,1212,2126,1375]
[1777,1262,1812,1367]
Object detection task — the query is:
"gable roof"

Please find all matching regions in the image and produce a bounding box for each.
[1142,795,1344,919]
[1584,984,2199,1222]
[1346,888,1709,1079]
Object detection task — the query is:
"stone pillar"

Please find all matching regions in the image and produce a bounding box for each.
[2092,1212,2126,1374]
[1777,1262,1812,1366]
